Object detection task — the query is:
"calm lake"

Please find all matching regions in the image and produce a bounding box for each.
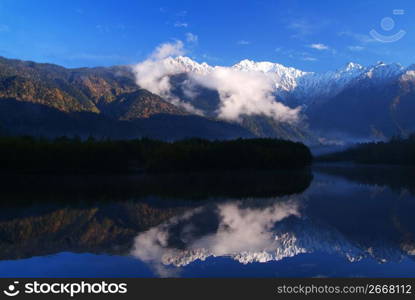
[0,164,414,278]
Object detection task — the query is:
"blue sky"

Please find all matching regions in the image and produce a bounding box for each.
[0,0,414,72]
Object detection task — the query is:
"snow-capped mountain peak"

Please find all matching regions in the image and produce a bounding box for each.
[164,56,213,74]
[364,62,404,79]
[163,56,408,102]
[232,59,307,76]
[342,62,364,72]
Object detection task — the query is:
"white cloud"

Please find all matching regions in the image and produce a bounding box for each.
[338,31,375,44]
[133,41,302,124]
[133,41,203,114]
[131,199,301,274]
[302,56,317,61]
[174,22,188,28]
[275,47,317,63]
[150,40,185,60]
[348,45,365,51]
[309,43,329,50]
[191,68,301,123]
[186,32,198,43]
[191,200,300,255]
[201,53,220,62]
[286,17,332,41]
[176,10,188,17]
[287,19,314,39]
[237,40,251,45]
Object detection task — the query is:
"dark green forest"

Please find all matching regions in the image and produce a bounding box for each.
[0,136,312,173]
[318,134,415,165]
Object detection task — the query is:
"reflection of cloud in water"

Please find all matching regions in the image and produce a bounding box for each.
[131,198,301,275]
[131,178,415,277]
[131,208,205,277]
[131,197,365,276]
[191,200,301,256]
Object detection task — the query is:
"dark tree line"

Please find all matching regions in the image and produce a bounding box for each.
[318,134,415,165]
[0,136,312,173]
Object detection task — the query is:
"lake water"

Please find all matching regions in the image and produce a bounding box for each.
[0,164,414,278]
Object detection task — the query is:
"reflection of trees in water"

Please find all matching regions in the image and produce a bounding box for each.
[131,197,304,275]
[130,189,415,277]
[0,170,312,260]
[314,164,415,196]
[130,166,415,276]
[307,165,415,265]
[0,200,191,260]
[2,165,415,274]
[0,169,313,203]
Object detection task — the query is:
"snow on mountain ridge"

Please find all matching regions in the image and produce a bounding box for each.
[164,56,409,104]
[163,56,213,75]
[232,59,308,93]
[232,59,307,77]
[132,218,412,268]
[363,61,404,80]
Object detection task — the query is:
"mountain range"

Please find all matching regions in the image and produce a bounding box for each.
[1,55,414,144]
[0,57,252,140]
[164,56,415,143]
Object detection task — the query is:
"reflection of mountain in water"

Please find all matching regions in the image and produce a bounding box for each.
[131,198,364,269]
[0,200,187,260]
[130,167,415,276]
[314,164,415,196]
[1,166,415,278]
[0,170,311,259]
[131,197,415,275]
[0,170,312,203]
